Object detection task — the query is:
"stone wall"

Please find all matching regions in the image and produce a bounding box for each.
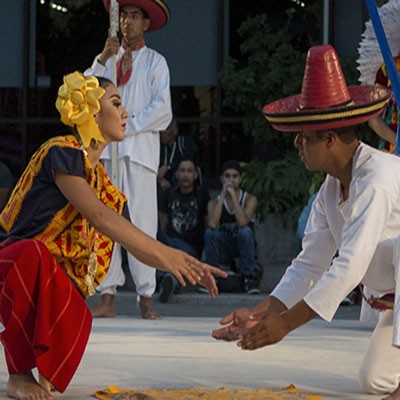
[254,214,297,293]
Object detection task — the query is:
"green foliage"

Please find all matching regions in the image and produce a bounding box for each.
[221,11,371,220]
[240,153,315,222]
[220,15,306,149]
[220,14,318,218]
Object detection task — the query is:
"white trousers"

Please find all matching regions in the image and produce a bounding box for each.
[358,236,400,395]
[99,157,157,298]
[359,310,400,394]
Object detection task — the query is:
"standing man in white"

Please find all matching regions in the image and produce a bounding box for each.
[85,0,172,319]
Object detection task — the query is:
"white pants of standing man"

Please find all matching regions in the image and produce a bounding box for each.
[99,157,157,298]
[358,237,400,395]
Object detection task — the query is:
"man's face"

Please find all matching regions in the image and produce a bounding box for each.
[120,5,150,42]
[176,161,198,188]
[294,130,328,171]
[220,168,241,190]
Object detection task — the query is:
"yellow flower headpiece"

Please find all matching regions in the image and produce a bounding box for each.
[55,71,106,148]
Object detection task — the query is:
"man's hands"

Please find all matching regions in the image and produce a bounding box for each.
[212,308,259,341]
[212,299,317,350]
[98,32,120,66]
[221,183,235,199]
[157,165,171,191]
[212,308,290,349]
[237,311,291,350]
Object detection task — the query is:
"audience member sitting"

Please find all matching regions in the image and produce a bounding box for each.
[157,158,209,302]
[204,160,260,294]
[157,117,199,191]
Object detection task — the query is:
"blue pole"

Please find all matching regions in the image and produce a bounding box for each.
[365,0,400,154]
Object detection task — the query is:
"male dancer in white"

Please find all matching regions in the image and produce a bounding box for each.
[85,0,171,319]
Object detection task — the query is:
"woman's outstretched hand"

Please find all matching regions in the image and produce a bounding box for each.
[160,246,227,297]
[196,263,228,298]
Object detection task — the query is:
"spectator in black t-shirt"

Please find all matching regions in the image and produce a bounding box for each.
[158,158,209,302]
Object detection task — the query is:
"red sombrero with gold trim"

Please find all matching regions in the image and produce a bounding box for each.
[263,45,390,132]
[103,0,170,32]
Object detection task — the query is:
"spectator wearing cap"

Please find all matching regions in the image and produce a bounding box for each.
[204,160,260,294]
[85,0,172,320]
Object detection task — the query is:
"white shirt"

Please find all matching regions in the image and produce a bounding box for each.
[85,46,172,173]
[272,143,400,322]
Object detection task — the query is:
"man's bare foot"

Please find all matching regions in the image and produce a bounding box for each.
[89,293,116,318]
[6,371,54,399]
[139,296,161,320]
[383,383,400,400]
[38,373,54,392]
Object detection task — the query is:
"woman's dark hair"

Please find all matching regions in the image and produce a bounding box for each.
[95,76,114,89]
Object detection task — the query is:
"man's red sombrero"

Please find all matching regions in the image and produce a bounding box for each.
[103,0,170,32]
[263,45,390,132]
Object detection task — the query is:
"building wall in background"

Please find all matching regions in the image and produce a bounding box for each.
[0,0,36,87]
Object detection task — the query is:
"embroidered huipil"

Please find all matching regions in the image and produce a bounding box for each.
[271,143,400,345]
[0,135,126,298]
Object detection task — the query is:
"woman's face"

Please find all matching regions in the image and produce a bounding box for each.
[95,84,128,143]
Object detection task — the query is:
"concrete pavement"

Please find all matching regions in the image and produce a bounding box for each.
[0,291,383,399]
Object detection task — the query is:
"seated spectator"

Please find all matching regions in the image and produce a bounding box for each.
[158,158,209,302]
[0,161,14,211]
[204,160,260,294]
[157,117,199,191]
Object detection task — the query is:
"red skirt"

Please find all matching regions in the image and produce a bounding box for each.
[0,239,92,393]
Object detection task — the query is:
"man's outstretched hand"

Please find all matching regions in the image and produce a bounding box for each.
[212,308,259,341]
[238,312,290,350]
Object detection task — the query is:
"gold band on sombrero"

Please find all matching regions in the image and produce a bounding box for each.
[264,98,390,125]
[263,45,391,132]
[153,0,170,19]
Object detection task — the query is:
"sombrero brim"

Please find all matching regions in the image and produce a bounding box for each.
[262,85,390,132]
[104,0,170,32]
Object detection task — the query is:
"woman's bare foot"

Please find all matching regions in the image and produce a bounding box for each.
[139,296,161,320]
[90,293,116,318]
[6,371,54,399]
[383,383,400,400]
[38,373,54,392]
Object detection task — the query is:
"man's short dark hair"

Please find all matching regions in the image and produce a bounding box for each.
[178,157,197,169]
[316,126,358,143]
